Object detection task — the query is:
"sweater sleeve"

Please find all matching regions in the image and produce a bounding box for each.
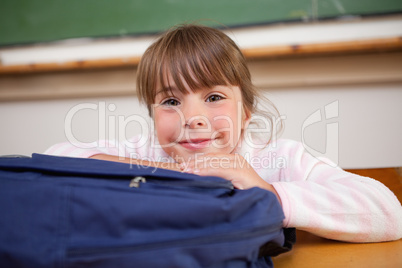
[43,137,145,159]
[44,140,130,158]
[270,140,402,242]
[44,135,170,163]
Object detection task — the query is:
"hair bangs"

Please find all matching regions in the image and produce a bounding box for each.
[157,41,236,97]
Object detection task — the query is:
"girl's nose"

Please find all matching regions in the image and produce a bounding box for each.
[182,101,209,129]
[185,115,208,129]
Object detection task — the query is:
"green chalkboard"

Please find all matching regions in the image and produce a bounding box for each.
[0,0,401,46]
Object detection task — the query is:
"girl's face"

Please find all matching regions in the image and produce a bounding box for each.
[152,74,248,163]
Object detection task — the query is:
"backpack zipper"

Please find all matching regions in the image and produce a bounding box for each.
[129,176,234,190]
[129,176,146,188]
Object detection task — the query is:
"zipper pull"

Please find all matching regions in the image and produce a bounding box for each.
[129,176,146,188]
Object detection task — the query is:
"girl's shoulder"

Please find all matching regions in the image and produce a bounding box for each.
[239,137,304,157]
[269,138,306,156]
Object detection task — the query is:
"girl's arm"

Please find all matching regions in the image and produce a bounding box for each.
[44,140,126,159]
[44,138,181,172]
[270,140,402,243]
[182,140,402,242]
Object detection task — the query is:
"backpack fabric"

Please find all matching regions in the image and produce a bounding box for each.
[0,154,294,268]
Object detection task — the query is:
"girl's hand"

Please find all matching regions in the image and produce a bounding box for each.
[180,153,281,204]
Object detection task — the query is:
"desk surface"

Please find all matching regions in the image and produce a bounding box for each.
[272,230,402,267]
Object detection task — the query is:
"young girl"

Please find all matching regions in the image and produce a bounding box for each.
[45,24,402,243]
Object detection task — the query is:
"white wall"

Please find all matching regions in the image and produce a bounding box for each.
[1,82,401,169]
[267,83,402,168]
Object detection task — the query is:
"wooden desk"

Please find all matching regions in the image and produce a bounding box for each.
[272,230,402,267]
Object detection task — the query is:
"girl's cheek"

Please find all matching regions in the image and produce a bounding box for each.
[210,104,243,146]
[154,110,183,141]
[211,105,241,129]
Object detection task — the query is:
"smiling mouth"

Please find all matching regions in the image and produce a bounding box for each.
[178,139,214,150]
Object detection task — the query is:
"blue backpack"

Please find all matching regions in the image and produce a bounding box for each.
[0,154,294,268]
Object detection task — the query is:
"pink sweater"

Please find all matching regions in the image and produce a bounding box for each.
[45,136,402,243]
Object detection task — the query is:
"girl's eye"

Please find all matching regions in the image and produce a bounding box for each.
[161,98,180,106]
[206,94,223,102]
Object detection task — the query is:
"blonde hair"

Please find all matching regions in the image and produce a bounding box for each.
[136,24,282,144]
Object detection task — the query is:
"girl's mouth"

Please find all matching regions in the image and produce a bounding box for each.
[178,139,213,150]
